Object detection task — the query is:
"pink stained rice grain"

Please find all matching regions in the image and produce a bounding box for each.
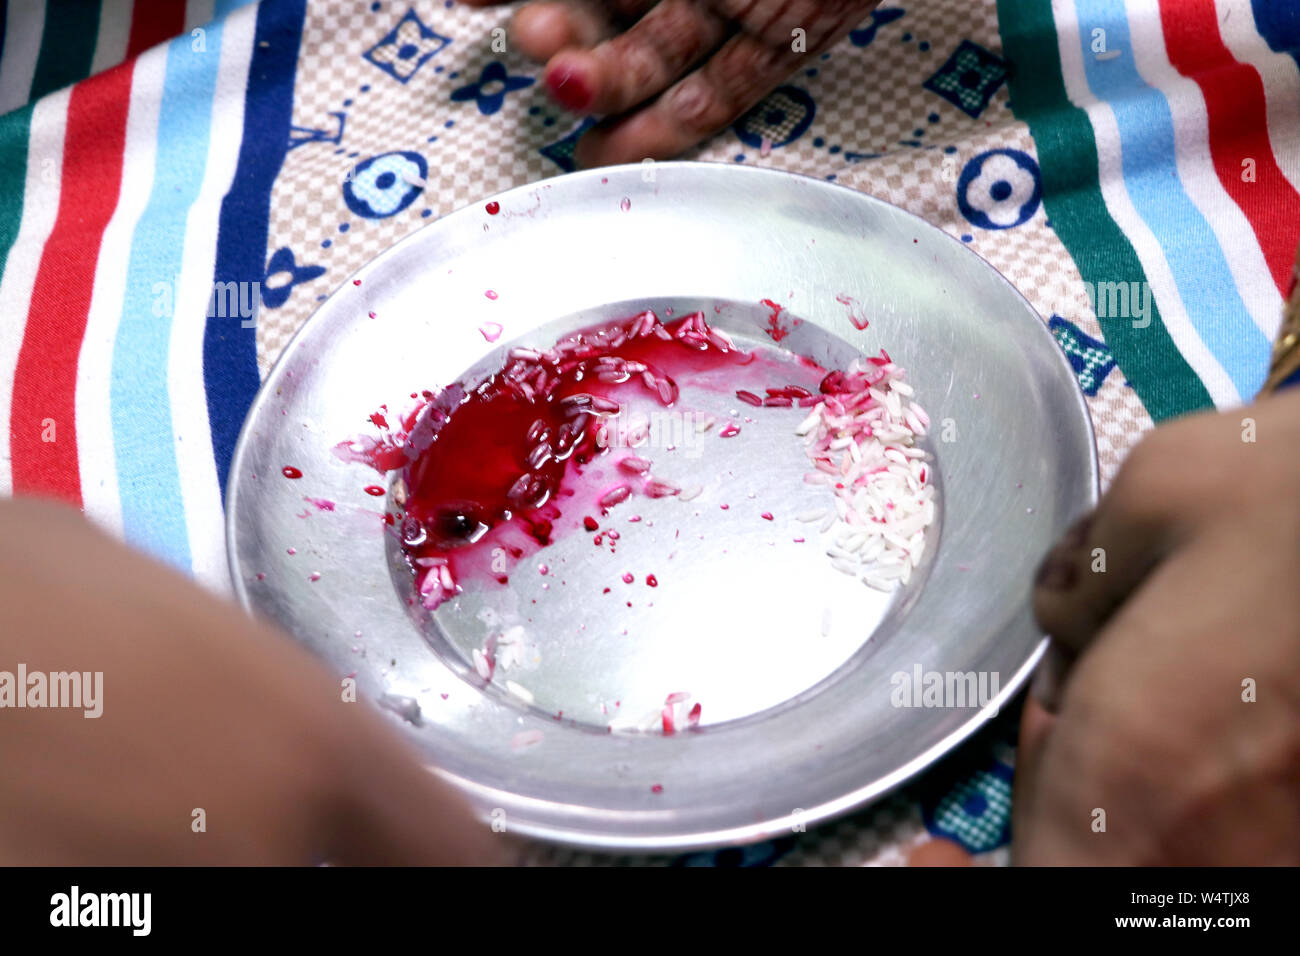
[599,485,632,508]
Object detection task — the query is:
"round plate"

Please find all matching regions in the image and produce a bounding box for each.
[227,161,1097,852]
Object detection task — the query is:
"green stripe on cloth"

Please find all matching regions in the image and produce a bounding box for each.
[0,104,31,271]
[30,0,102,102]
[996,0,1213,422]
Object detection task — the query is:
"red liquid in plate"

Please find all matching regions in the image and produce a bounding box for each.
[355,309,830,610]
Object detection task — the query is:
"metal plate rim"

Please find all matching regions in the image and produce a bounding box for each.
[226,160,1100,853]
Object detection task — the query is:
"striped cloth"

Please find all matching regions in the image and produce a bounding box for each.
[1,0,293,590]
[1002,0,1299,417]
[1,0,1296,866]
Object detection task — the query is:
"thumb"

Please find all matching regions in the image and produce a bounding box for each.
[1010,695,1056,865]
[325,706,514,866]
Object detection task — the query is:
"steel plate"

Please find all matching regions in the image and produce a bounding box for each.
[227,161,1097,852]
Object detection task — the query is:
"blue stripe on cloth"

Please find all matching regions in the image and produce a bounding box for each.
[1277,365,1300,391]
[110,27,229,571]
[204,0,305,500]
[1251,0,1300,62]
[1075,0,1270,400]
[215,0,256,19]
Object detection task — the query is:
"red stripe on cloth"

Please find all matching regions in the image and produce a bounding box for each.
[1160,0,1300,294]
[126,0,187,59]
[9,64,133,504]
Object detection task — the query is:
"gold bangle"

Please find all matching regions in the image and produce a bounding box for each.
[1261,240,1300,395]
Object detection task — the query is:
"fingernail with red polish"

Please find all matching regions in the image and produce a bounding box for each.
[546,64,592,112]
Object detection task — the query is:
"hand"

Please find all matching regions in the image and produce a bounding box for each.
[0,497,504,865]
[463,0,880,166]
[1014,391,1300,864]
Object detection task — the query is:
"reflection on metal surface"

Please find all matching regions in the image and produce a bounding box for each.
[227,162,1096,851]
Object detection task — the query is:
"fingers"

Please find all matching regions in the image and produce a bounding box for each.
[703,0,866,46]
[329,773,511,866]
[543,0,729,115]
[1015,515,1300,865]
[1029,508,1166,709]
[571,2,862,165]
[1017,694,1058,776]
[742,0,858,47]
[1029,466,1178,709]
[1026,640,1076,713]
[1031,399,1297,669]
[509,0,664,64]
[510,1,618,63]
[327,713,511,865]
[1009,694,1057,865]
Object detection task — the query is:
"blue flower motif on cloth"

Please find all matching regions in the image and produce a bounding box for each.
[672,838,794,867]
[451,61,535,116]
[289,111,345,151]
[363,9,451,83]
[540,117,596,172]
[923,40,1007,118]
[848,7,905,47]
[957,148,1042,230]
[261,247,326,309]
[343,151,428,219]
[1050,315,1116,396]
[732,86,815,149]
[921,761,1013,854]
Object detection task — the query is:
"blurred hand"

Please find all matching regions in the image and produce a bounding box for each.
[462,0,880,166]
[0,497,503,865]
[1015,390,1300,864]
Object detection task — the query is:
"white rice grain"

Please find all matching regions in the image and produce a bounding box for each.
[792,350,937,593]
